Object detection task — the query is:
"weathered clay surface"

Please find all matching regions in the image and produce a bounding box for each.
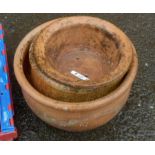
[14,17,138,132]
[29,16,133,102]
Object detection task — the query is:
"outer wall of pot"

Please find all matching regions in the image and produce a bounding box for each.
[14,17,138,132]
[22,87,131,132]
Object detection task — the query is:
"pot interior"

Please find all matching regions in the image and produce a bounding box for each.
[45,24,121,83]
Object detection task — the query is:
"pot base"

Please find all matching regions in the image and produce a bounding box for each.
[55,45,111,82]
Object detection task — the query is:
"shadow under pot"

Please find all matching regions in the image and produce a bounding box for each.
[29,16,133,102]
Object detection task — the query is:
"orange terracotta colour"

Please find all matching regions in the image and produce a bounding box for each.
[14,17,138,132]
[29,16,133,102]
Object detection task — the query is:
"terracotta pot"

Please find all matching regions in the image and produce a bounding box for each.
[14,17,138,132]
[29,16,133,102]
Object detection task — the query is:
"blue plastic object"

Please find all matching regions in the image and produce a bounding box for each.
[0,23,17,140]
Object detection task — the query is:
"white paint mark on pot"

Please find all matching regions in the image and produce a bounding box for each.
[70,70,89,81]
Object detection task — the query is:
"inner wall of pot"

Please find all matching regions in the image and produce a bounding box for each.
[45,24,121,83]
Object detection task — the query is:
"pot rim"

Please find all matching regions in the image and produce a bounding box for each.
[14,16,138,112]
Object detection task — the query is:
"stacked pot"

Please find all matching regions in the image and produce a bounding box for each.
[14,16,138,132]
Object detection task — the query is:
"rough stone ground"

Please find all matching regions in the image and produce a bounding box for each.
[0,14,155,140]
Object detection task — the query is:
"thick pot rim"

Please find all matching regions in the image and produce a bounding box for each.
[14,16,138,112]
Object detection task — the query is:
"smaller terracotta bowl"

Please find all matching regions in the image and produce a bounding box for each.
[14,19,138,132]
[29,16,133,102]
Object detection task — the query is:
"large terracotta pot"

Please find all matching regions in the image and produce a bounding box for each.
[29,16,133,102]
[14,17,138,132]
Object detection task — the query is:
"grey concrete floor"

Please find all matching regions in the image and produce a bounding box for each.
[0,14,155,140]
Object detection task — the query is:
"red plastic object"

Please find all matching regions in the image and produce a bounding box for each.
[0,23,17,141]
